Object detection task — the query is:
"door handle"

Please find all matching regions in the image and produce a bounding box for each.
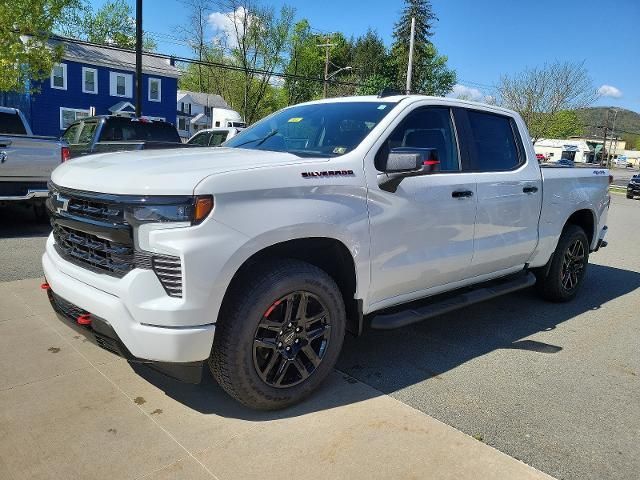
[452,190,474,198]
[0,140,12,147]
[523,186,538,194]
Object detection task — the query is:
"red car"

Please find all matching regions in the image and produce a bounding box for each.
[536,153,546,162]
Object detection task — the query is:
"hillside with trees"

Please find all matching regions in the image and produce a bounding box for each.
[577,107,640,149]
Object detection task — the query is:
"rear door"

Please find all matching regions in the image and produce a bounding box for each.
[455,108,542,277]
[366,105,478,308]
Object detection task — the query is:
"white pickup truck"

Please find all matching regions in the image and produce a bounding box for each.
[42,95,610,409]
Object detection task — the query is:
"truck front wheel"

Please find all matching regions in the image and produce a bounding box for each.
[209,259,346,410]
[535,224,589,302]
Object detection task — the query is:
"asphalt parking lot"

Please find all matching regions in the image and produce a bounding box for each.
[0,193,638,480]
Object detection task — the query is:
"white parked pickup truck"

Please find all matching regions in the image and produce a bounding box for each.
[42,95,610,409]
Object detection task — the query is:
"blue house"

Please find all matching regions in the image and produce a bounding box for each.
[19,37,180,137]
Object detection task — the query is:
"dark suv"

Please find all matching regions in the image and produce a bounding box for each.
[62,115,184,158]
[627,174,640,199]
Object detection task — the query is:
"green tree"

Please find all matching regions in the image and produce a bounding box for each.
[0,0,73,92]
[57,0,157,50]
[284,20,324,105]
[498,61,597,142]
[356,73,393,96]
[216,0,295,123]
[543,110,584,138]
[352,29,388,79]
[390,0,456,95]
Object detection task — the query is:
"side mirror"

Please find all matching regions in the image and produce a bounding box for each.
[378,148,440,192]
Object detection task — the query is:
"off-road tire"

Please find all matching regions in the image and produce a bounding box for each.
[535,224,589,302]
[209,259,346,410]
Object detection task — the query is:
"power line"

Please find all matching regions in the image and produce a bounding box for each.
[57,35,365,88]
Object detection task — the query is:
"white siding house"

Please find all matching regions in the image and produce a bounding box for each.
[176,91,231,140]
[534,138,592,163]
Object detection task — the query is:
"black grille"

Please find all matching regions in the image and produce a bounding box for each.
[48,186,135,278]
[48,184,184,296]
[66,197,125,223]
[152,255,183,297]
[52,223,135,277]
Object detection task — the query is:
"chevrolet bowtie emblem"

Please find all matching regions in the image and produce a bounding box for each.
[51,192,70,214]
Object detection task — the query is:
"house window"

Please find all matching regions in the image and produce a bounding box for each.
[148,78,161,102]
[60,107,91,130]
[181,103,191,114]
[109,72,133,98]
[178,117,187,131]
[82,67,98,94]
[51,63,67,90]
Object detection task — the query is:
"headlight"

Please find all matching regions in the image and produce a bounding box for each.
[128,195,213,225]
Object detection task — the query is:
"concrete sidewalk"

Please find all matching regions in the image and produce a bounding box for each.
[0,278,554,480]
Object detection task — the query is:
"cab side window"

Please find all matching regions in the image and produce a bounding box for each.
[464,110,522,171]
[209,131,228,146]
[378,107,460,172]
[189,132,211,146]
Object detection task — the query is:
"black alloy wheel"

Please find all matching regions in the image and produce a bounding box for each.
[253,291,331,388]
[561,238,586,291]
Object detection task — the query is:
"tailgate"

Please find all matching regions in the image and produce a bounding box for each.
[0,135,62,180]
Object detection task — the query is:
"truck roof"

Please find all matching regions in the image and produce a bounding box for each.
[296,94,520,118]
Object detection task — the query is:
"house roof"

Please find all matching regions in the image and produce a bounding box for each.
[177,90,229,108]
[48,36,180,78]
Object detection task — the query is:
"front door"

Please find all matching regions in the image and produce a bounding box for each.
[366,106,477,309]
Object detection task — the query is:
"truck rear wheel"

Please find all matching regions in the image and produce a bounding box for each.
[535,224,589,302]
[209,259,346,410]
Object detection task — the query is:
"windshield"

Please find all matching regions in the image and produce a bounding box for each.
[224,101,397,157]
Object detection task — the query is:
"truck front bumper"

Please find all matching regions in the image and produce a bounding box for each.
[42,238,216,367]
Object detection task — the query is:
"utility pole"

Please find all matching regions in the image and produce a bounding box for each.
[600,109,609,166]
[608,109,619,166]
[318,39,336,98]
[135,0,143,117]
[406,16,416,94]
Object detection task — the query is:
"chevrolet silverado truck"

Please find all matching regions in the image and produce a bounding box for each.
[42,95,610,410]
[0,107,69,216]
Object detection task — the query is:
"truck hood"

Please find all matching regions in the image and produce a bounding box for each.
[51,147,323,195]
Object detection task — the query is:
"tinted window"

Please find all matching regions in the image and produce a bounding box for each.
[62,123,81,144]
[0,111,27,135]
[77,122,98,145]
[466,111,521,171]
[188,132,211,146]
[378,107,459,172]
[99,118,181,143]
[209,131,228,146]
[225,102,396,157]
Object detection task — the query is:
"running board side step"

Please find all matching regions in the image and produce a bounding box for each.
[370,272,536,330]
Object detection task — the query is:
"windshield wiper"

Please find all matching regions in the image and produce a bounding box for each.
[233,129,278,148]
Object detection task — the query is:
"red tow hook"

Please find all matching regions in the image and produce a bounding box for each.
[40,282,50,290]
[76,314,92,326]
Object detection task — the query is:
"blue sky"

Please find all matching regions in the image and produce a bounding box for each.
[98,0,639,111]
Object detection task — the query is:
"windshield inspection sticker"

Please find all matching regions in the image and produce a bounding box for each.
[377,104,387,110]
[288,117,303,123]
[333,146,347,154]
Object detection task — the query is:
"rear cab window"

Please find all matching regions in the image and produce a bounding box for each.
[0,111,27,135]
[99,118,181,143]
